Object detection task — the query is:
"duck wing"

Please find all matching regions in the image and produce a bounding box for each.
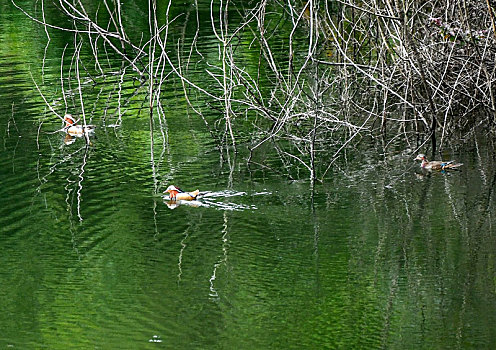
[426,161,445,170]
[442,161,463,169]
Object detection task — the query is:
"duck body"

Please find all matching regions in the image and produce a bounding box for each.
[415,154,463,170]
[164,185,200,201]
[64,114,95,137]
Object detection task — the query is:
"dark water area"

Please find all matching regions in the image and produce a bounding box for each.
[1,1,496,349]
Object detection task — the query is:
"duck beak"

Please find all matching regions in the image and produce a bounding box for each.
[414,155,422,161]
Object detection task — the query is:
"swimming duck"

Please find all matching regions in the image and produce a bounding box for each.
[164,185,200,201]
[64,114,95,136]
[415,154,463,170]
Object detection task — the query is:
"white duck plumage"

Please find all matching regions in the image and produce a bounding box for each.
[64,114,95,137]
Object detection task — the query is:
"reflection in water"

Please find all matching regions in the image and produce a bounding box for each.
[2,113,496,348]
[209,211,230,300]
[1,3,496,350]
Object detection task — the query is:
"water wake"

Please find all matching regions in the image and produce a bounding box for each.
[163,190,268,211]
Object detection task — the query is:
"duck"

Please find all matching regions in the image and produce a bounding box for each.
[64,114,95,137]
[415,154,463,170]
[164,185,200,201]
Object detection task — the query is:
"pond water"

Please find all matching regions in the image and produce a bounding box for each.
[1,1,496,349]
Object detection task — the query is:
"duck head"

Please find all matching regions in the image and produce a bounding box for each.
[64,114,77,127]
[415,154,430,168]
[415,154,426,161]
[165,185,180,200]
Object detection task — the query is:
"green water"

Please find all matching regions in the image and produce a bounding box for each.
[1,1,496,349]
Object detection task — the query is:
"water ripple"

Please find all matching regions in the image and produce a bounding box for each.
[163,189,265,211]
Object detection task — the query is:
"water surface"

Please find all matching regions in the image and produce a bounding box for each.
[1,1,496,349]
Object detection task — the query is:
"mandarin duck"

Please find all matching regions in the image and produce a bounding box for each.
[64,114,95,137]
[164,185,200,201]
[415,154,463,170]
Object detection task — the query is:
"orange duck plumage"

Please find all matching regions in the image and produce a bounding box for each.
[164,185,200,201]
